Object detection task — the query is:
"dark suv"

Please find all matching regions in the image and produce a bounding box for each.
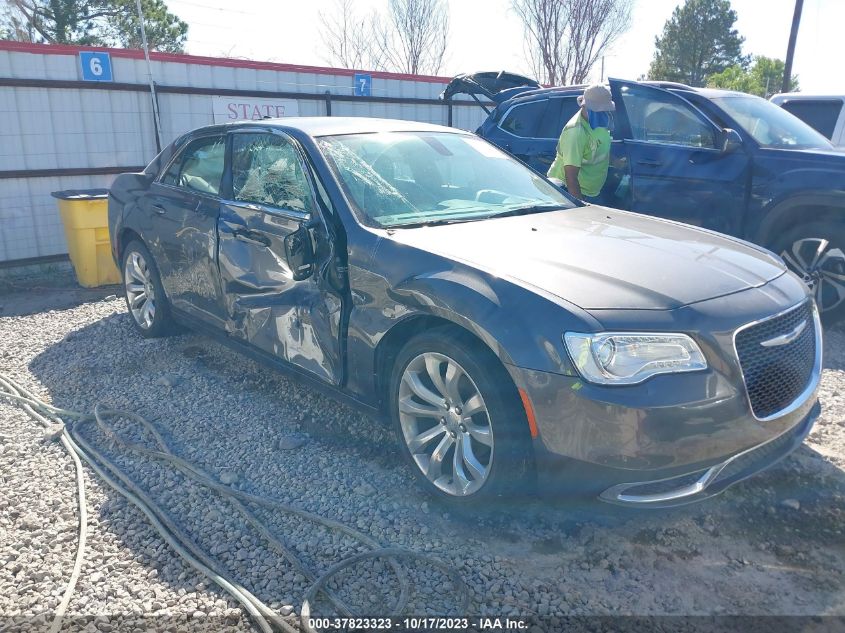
[445,74,845,320]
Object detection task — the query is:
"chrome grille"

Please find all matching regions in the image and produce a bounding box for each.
[735,302,817,420]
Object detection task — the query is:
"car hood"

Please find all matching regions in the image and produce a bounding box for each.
[388,207,786,311]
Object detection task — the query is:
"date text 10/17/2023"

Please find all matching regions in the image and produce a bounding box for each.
[306,617,529,631]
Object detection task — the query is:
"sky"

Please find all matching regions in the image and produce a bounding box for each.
[166,0,844,94]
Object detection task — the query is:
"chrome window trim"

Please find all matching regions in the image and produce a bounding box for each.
[154,181,224,202]
[732,299,823,422]
[220,199,310,224]
[623,138,722,152]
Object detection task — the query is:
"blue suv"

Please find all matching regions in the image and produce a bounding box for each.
[444,73,845,321]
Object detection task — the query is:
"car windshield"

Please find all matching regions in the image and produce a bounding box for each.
[712,94,833,150]
[317,131,574,228]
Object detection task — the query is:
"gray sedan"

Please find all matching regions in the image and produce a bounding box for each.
[108,117,821,507]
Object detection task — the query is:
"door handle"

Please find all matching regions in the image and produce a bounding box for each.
[234,228,271,247]
[152,204,166,215]
[637,158,662,167]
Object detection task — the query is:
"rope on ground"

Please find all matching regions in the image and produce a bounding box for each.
[0,372,469,633]
[0,375,89,633]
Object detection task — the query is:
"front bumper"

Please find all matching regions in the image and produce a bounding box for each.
[505,283,821,506]
[597,401,818,507]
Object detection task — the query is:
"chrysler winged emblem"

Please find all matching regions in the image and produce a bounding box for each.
[760,319,808,347]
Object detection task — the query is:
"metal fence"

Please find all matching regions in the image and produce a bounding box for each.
[0,42,489,264]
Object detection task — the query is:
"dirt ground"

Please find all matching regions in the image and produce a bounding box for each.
[1,279,844,632]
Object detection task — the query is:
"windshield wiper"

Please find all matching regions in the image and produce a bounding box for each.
[486,203,571,220]
[388,217,487,228]
[385,203,570,229]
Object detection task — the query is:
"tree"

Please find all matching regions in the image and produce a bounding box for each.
[512,0,631,85]
[319,0,449,75]
[319,0,383,69]
[375,0,449,75]
[102,0,189,52]
[1,0,188,52]
[707,55,798,98]
[0,5,35,41]
[648,0,748,87]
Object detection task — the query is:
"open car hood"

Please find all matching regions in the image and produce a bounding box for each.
[440,71,541,104]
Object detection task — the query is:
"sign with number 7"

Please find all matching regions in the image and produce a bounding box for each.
[353,73,372,97]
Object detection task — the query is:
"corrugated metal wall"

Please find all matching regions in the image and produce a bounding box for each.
[0,43,488,264]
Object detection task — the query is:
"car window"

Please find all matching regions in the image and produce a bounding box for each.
[499,100,547,137]
[780,100,843,140]
[318,131,574,228]
[713,95,833,150]
[536,97,581,139]
[231,133,314,213]
[619,84,717,149]
[160,136,225,195]
[160,148,185,186]
[535,98,562,139]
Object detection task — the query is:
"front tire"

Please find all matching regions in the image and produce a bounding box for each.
[775,222,845,324]
[122,240,175,338]
[389,326,534,506]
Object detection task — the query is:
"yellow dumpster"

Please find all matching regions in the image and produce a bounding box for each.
[52,189,121,288]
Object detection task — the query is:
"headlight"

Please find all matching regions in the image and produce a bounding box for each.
[563,332,707,385]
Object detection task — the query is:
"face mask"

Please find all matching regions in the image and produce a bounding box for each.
[588,110,610,130]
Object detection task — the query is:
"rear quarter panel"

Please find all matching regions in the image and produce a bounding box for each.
[108,172,154,264]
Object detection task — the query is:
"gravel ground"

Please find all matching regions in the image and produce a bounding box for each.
[1,285,844,631]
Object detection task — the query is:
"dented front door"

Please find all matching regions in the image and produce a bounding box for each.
[217,130,344,385]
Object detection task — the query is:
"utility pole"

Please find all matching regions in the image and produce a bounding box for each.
[136,0,163,152]
[782,0,803,94]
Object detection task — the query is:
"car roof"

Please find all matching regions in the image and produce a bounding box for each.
[495,79,751,107]
[502,85,588,103]
[685,87,753,99]
[215,116,465,137]
[771,92,845,101]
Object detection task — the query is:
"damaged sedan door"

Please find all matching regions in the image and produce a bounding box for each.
[218,130,345,385]
[148,134,228,328]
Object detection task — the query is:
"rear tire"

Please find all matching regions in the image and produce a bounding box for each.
[774,222,845,324]
[389,326,534,507]
[121,240,176,338]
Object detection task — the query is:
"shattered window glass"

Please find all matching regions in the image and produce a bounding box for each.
[318,132,573,228]
[232,133,314,213]
[317,137,418,220]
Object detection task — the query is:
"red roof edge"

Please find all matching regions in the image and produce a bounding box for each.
[0,41,452,85]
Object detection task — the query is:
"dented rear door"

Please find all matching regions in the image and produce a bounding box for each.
[217,129,344,385]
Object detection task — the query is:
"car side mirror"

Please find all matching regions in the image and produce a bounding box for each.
[284,224,315,281]
[720,128,742,153]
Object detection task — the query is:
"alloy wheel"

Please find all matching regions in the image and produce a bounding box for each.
[398,352,494,497]
[781,237,845,314]
[124,251,156,329]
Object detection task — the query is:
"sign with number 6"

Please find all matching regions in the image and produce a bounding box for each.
[79,52,113,82]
